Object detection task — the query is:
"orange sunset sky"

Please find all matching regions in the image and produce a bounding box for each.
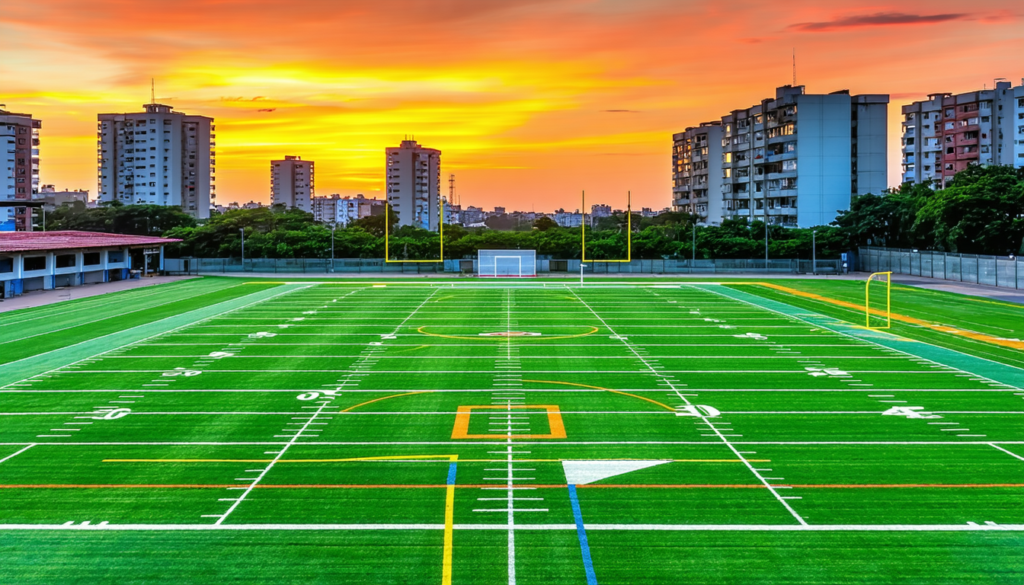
[2,0,1022,212]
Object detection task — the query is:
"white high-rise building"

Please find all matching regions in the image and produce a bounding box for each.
[901,80,1024,188]
[271,156,314,212]
[1,108,41,231]
[97,104,214,219]
[385,139,441,230]
[311,193,384,226]
[672,85,889,227]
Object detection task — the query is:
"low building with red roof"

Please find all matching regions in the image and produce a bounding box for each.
[0,231,181,298]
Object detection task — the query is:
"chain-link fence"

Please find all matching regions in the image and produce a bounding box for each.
[165,257,843,276]
[858,247,1024,289]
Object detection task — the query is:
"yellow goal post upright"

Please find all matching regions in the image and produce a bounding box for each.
[865,271,892,329]
[384,196,445,263]
[581,190,632,263]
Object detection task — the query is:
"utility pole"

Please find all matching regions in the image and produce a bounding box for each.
[449,174,457,206]
[812,229,817,275]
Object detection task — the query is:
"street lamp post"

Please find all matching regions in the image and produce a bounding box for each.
[330,224,336,273]
[812,230,817,275]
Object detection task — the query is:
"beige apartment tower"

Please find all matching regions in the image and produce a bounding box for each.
[385,139,441,230]
[271,156,314,212]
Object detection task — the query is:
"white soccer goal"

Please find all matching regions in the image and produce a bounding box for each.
[478,250,537,277]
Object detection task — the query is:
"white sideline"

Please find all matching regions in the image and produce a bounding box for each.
[0,523,1020,532]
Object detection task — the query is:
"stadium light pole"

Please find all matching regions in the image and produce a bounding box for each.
[240,228,245,270]
[330,223,336,273]
[811,229,817,275]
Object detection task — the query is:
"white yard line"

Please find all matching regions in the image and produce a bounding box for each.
[0,523,1021,532]
[567,286,809,526]
[0,285,311,390]
[213,400,333,525]
[989,443,1024,462]
[0,443,35,465]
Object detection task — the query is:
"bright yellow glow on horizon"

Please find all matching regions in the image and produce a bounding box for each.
[2,0,1022,210]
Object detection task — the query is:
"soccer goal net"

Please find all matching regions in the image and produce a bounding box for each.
[865,271,892,329]
[478,250,537,278]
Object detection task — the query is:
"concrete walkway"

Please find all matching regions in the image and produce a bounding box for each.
[0,276,198,314]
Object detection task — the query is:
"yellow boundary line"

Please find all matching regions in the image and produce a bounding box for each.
[735,282,1024,351]
[416,325,600,341]
[519,379,677,412]
[104,458,768,463]
[340,391,429,412]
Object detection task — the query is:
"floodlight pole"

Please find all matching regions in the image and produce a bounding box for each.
[811,230,816,275]
[580,263,587,287]
[330,223,336,273]
[239,227,245,269]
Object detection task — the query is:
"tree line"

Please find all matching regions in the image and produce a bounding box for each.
[41,165,1024,259]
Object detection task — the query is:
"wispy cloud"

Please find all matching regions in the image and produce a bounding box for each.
[788,12,969,32]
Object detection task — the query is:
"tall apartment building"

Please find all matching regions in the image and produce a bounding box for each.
[386,139,441,230]
[672,85,888,228]
[672,122,724,222]
[901,80,1024,187]
[1,108,41,231]
[311,193,384,226]
[271,156,314,212]
[97,104,214,219]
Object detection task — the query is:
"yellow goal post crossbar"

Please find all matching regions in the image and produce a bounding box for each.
[865,271,892,329]
[581,190,632,263]
[384,196,444,263]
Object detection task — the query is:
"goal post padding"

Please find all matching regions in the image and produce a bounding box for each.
[478,250,537,277]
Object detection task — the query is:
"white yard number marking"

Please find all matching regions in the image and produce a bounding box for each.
[278,324,291,329]
[208,351,235,358]
[718,325,735,330]
[381,334,397,340]
[77,407,131,420]
[303,311,317,315]
[248,332,277,339]
[805,367,848,377]
[734,333,767,341]
[163,368,202,377]
[704,318,721,323]
[675,405,721,418]
[882,406,943,419]
[297,390,341,401]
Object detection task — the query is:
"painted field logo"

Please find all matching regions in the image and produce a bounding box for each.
[478,331,542,337]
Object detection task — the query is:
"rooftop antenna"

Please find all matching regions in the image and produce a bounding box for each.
[151,78,155,104]
[792,48,796,85]
[448,173,458,206]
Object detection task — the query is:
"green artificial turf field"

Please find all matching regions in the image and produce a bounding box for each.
[1,277,1022,584]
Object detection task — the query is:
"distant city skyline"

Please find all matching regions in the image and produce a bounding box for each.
[2,0,1023,211]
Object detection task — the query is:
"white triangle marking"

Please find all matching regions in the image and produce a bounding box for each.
[562,460,671,485]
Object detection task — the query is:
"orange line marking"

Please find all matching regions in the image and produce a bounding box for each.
[741,282,1024,350]
[451,405,567,439]
[3,483,1022,489]
[519,379,677,412]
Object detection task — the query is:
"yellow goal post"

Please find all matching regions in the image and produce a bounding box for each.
[865,271,892,329]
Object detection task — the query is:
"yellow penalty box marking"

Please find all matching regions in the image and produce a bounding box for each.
[452,405,567,440]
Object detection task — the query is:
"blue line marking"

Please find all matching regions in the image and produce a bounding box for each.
[568,484,598,585]
[447,462,457,485]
